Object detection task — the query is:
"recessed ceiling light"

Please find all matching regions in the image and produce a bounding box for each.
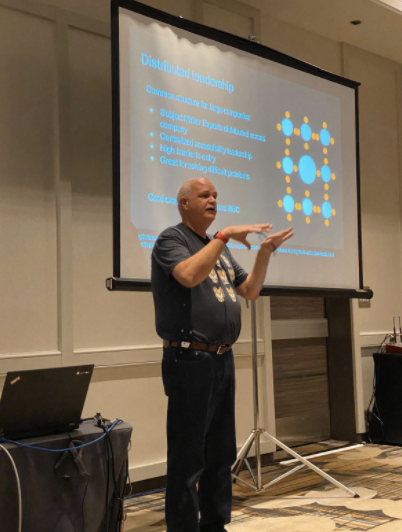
[350,20,362,25]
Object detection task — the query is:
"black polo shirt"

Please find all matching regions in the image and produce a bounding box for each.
[151,223,248,345]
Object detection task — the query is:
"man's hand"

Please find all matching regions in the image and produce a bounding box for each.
[221,224,273,249]
[236,226,294,300]
[259,227,294,254]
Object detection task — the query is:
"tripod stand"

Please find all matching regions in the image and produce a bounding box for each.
[231,300,358,497]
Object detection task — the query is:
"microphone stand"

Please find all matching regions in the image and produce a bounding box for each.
[231,300,358,497]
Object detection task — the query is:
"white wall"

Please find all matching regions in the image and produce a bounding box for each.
[0,0,401,479]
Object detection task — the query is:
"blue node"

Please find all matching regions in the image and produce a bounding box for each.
[282,157,294,175]
[320,129,331,146]
[150,144,154,149]
[283,195,295,213]
[321,165,331,182]
[301,123,312,141]
[302,198,313,216]
[150,156,154,161]
[150,132,154,137]
[281,118,293,137]
[298,155,316,185]
[322,201,332,219]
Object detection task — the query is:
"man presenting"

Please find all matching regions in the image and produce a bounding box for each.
[151,177,293,532]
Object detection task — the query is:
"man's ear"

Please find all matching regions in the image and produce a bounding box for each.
[180,197,189,211]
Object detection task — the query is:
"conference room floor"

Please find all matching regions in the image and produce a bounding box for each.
[124,441,402,532]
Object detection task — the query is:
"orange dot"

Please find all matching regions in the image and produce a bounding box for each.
[330,138,335,145]
[304,143,309,150]
[304,117,309,124]
[285,149,290,156]
[331,173,336,180]
[276,161,281,169]
[324,194,329,201]
[297,203,302,210]
[332,209,336,216]
[325,184,329,190]
[317,170,321,177]
[295,129,299,136]
[294,165,298,172]
[286,187,292,194]
[324,158,328,165]
[286,138,291,146]
[317,206,321,213]
[323,148,328,154]
[323,122,327,129]
[278,200,283,208]
[305,190,310,197]
[325,219,329,226]
[287,214,292,221]
[306,217,310,224]
[286,175,290,183]
[277,123,282,131]
[285,111,290,118]
[313,206,317,213]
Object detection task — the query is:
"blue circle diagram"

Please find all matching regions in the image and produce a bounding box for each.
[283,195,295,213]
[320,129,331,146]
[301,123,312,141]
[281,118,293,136]
[299,155,316,185]
[322,201,332,219]
[302,198,313,216]
[321,165,331,182]
[282,156,294,174]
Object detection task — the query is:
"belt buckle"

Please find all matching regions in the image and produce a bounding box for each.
[181,341,191,348]
[217,345,225,355]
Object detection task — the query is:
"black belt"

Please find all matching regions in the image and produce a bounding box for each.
[163,340,232,355]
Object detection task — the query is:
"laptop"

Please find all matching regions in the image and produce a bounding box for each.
[0,365,94,440]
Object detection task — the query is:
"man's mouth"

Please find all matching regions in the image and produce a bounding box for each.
[206,206,216,213]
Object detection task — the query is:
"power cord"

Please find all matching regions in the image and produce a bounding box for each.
[366,334,391,443]
[0,419,121,451]
[0,443,22,532]
[93,414,131,529]
[101,426,132,501]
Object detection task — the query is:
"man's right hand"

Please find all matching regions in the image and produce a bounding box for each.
[221,224,273,249]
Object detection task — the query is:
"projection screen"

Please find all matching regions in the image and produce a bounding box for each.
[111,0,364,295]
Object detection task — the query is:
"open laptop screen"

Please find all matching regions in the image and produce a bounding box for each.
[0,365,94,439]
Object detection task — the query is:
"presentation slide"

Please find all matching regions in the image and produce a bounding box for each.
[117,7,360,289]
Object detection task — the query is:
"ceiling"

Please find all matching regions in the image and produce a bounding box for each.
[242,0,402,64]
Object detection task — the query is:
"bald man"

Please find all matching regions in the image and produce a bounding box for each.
[151,178,293,532]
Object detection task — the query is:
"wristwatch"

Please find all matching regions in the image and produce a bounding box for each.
[214,231,229,244]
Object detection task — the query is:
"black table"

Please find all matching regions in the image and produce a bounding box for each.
[0,420,132,532]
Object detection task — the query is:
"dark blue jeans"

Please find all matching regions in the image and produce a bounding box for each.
[162,347,237,532]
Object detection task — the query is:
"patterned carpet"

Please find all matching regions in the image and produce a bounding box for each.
[123,442,402,531]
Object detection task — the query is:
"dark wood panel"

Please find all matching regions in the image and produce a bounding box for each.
[270,296,325,320]
[272,338,330,444]
[326,298,358,441]
[272,338,327,380]
[274,376,330,418]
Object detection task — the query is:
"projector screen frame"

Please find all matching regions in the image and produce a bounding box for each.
[110,0,368,299]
